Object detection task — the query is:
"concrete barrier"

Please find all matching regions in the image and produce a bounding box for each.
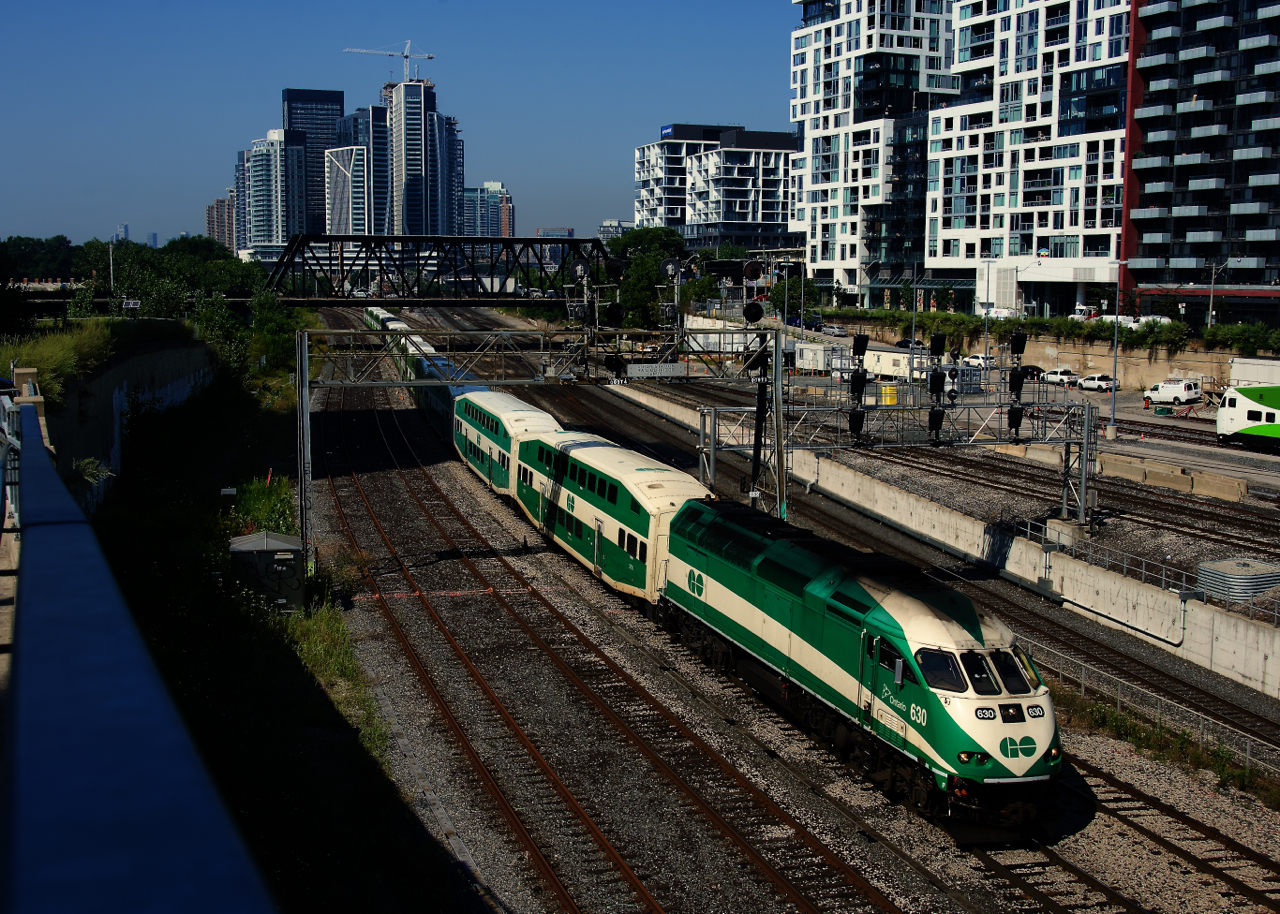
[996,444,1027,458]
[1192,472,1248,502]
[609,385,1280,699]
[1101,460,1147,484]
[1143,464,1194,492]
[1024,445,1064,468]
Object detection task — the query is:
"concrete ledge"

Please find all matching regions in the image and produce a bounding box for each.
[1099,452,1143,471]
[996,444,1027,458]
[1192,471,1248,502]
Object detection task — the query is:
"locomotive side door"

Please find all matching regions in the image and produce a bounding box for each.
[593,519,603,577]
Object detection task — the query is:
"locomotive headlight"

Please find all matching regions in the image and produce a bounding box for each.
[957,752,973,764]
[1044,746,1062,762]
[975,753,990,765]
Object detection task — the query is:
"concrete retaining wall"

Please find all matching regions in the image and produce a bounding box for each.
[610,383,1280,699]
[1098,451,1247,500]
[46,340,214,507]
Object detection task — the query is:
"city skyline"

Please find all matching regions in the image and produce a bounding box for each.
[0,0,798,245]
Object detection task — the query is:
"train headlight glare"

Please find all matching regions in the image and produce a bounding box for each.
[957,752,973,763]
[1045,746,1062,761]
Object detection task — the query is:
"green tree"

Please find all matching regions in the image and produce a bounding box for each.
[0,243,32,335]
[767,275,821,316]
[606,226,685,261]
[934,283,954,314]
[617,253,662,329]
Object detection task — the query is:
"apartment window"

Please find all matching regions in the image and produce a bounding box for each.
[1089,42,1101,60]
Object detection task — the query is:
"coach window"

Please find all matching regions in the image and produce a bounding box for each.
[638,541,647,563]
[631,496,641,513]
[1248,410,1262,421]
[538,446,545,463]
[626,533,638,558]
[597,477,607,496]
[574,519,584,538]
[618,529,626,549]
[607,483,618,504]
[588,472,597,490]
[1269,412,1277,423]
[915,649,967,691]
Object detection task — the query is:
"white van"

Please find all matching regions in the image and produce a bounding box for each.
[1144,378,1202,407]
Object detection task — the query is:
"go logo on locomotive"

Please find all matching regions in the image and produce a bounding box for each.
[1000,736,1038,759]
[687,570,704,597]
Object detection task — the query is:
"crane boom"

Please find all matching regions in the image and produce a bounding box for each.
[343,40,434,82]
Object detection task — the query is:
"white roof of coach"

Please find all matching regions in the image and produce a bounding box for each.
[460,391,563,436]
[536,431,710,511]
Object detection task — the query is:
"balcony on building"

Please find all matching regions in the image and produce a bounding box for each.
[1170,257,1207,268]
[1247,227,1280,240]
[1250,173,1280,186]
[1261,2,1280,17]
[1192,70,1232,85]
[1139,0,1178,15]
[1144,181,1175,193]
[1241,34,1279,51]
[1175,152,1212,165]
[1197,15,1234,30]
[1145,129,1177,142]
[1257,60,1280,75]
[1136,104,1173,118]
[1235,146,1274,160]
[1132,155,1172,169]
[1137,52,1177,67]
[1130,257,1167,269]
[1231,201,1270,213]
[1178,46,1215,61]
[1173,204,1211,216]
[1176,98,1213,113]
[1188,176,1226,190]
[1238,91,1277,105]
[1131,206,1170,218]
[1186,230,1223,242]
[1143,232,1173,243]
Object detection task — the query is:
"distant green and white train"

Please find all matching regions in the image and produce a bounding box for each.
[449,389,1063,824]
[1217,386,1280,450]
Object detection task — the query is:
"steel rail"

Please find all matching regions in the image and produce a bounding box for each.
[1063,756,1280,909]
[322,319,658,914]
[371,401,898,914]
[543,385,1280,755]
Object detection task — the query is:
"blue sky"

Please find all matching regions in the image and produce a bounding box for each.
[1,0,800,245]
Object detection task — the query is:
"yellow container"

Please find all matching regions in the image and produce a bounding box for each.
[882,384,898,406]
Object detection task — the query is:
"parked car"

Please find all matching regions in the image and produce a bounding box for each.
[1020,364,1045,381]
[1144,378,1202,407]
[1043,368,1080,387]
[823,325,850,337]
[962,353,996,369]
[352,289,369,299]
[894,338,926,349]
[803,317,825,331]
[1079,373,1116,392]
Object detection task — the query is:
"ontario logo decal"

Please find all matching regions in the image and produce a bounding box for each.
[687,570,704,597]
[1000,736,1037,759]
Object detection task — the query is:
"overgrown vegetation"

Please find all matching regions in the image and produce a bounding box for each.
[1050,682,1280,810]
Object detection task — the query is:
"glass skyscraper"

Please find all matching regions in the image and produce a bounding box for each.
[338,107,390,235]
[282,88,345,234]
[389,80,464,235]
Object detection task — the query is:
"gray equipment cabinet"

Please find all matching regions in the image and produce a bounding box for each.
[229,531,305,609]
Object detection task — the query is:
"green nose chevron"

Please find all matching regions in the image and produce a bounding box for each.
[1000,736,1037,759]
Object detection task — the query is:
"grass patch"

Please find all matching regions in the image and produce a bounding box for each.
[1049,682,1280,810]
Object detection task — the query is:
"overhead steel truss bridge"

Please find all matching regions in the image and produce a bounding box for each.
[264,234,613,301]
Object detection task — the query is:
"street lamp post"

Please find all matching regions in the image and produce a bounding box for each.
[1107,259,1127,436]
[1207,258,1239,329]
[981,257,999,398]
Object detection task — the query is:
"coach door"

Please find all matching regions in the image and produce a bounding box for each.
[486,445,493,485]
[593,519,603,577]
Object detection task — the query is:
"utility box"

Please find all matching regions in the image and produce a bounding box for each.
[229,531,305,610]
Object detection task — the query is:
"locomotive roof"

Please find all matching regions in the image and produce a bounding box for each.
[460,391,564,433]
[672,499,1012,649]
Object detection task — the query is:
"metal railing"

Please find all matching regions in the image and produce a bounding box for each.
[1022,634,1280,777]
[1016,519,1196,591]
[3,405,273,912]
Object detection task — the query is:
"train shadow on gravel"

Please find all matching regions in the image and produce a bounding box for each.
[938,759,1098,849]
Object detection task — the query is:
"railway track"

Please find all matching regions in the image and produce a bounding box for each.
[370,305,1280,911]
[521,384,1280,758]
[320,310,903,914]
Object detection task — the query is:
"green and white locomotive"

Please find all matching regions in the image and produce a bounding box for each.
[1218,386,1280,450]
[661,499,1061,823]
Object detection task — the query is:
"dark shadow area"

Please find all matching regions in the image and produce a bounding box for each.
[92,376,491,913]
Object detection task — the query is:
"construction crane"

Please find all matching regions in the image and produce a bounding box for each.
[343,41,434,83]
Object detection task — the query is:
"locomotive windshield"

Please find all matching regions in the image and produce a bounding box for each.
[959,651,1002,695]
[915,649,966,692]
[989,650,1033,695]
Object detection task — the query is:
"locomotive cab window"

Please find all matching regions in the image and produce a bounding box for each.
[877,641,919,684]
[959,651,1002,695]
[1011,644,1042,688]
[989,649,1032,694]
[1227,398,1236,408]
[915,648,967,692]
[1269,412,1276,423]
